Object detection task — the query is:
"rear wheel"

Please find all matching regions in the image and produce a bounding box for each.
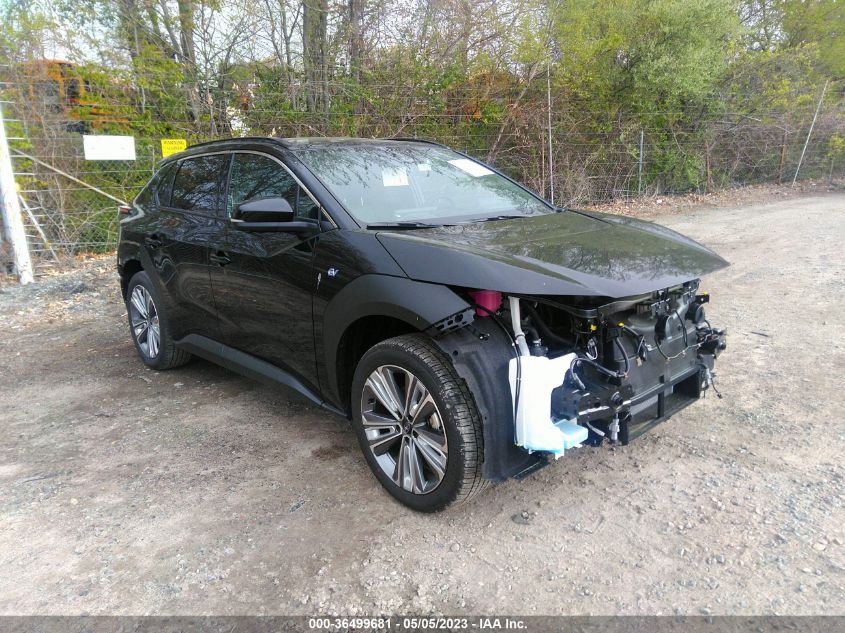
[126,271,191,370]
[351,334,487,512]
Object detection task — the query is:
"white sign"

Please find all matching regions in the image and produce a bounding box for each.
[83,135,136,161]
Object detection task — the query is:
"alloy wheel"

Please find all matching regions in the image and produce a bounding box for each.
[361,365,448,494]
[129,285,160,359]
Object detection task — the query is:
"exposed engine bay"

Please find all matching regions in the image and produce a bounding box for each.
[461,282,727,460]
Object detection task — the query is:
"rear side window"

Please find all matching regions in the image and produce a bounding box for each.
[170,155,230,214]
[228,153,317,220]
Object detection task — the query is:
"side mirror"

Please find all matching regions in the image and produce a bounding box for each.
[232,197,319,235]
[234,196,294,223]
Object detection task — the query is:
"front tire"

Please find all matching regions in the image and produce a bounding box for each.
[351,334,487,512]
[126,271,191,370]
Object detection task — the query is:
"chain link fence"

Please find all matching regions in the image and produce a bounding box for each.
[1,63,843,276]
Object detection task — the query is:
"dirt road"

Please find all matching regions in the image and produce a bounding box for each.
[1,193,843,615]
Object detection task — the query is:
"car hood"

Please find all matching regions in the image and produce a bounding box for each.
[374,210,729,298]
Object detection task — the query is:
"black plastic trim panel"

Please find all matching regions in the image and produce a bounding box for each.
[176,334,346,416]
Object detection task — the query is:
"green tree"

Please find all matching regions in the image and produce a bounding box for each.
[552,0,741,115]
[782,0,845,77]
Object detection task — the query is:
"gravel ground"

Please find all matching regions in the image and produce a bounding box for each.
[0,192,843,616]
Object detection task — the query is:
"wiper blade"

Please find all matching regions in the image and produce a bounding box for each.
[472,214,526,222]
[481,207,568,219]
[366,221,440,230]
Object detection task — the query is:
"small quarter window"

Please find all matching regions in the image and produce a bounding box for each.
[135,182,154,207]
[297,187,320,221]
[154,162,177,207]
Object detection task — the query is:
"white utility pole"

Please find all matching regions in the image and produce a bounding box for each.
[638,130,644,195]
[0,102,33,284]
[547,64,555,204]
[793,80,829,186]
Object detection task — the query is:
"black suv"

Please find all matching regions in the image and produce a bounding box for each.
[118,137,727,512]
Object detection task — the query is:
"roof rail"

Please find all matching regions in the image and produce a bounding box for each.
[184,136,280,151]
[156,136,286,166]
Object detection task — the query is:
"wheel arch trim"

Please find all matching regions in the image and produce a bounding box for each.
[321,274,472,406]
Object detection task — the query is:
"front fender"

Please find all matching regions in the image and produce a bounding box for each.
[432,320,545,481]
[321,274,472,404]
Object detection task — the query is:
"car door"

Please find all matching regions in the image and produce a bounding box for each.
[148,153,230,340]
[211,151,321,389]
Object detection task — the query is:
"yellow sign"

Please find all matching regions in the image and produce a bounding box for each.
[160,138,187,158]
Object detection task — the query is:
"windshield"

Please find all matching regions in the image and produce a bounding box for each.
[296,143,553,225]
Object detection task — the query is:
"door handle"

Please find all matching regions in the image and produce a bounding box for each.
[144,234,163,249]
[210,251,231,266]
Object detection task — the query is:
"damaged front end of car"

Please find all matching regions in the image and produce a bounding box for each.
[431,282,727,480]
[513,282,727,449]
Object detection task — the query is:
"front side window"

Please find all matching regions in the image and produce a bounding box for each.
[296,143,552,225]
[169,155,230,214]
[228,153,319,220]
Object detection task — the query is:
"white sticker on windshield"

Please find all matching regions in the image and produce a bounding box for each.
[417,163,431,172]
[382,167,409,187]
[448,158,493,177]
